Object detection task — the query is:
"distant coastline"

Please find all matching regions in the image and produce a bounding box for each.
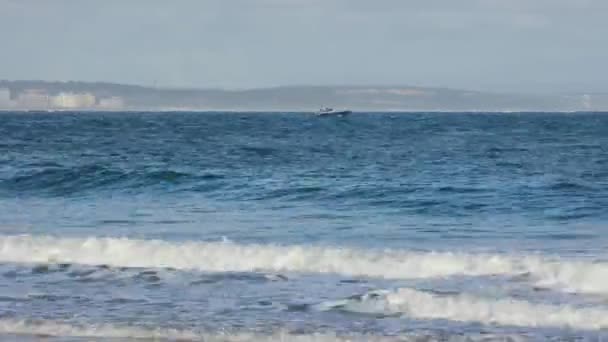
[1,80,606,112]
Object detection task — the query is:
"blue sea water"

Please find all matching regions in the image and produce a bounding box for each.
[0,111,607,341]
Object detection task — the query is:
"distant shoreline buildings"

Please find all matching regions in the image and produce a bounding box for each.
[0,88,10,109]
[0,87,124,110]
[1,80,606,112]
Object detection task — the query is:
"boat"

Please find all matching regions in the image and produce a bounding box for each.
[316,107,352,116]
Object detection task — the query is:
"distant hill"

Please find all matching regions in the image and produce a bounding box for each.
[0,80,605,111]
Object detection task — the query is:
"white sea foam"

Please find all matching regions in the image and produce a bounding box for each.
[0,318,200,340]
[0,318,527,341]
[318,288,608,331]
[1,235,608,295]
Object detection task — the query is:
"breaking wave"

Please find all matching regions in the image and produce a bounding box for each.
[315,288,608,330]
[1,235,608,295]
[0,318,200,340]
[0,318,528,341]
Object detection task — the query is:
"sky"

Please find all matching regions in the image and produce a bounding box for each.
[0,0,606,93]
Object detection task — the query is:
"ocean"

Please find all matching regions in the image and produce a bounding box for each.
[0,111,607,341]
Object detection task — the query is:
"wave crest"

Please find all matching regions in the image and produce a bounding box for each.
[1,235,608,295]
[316,288,608,330]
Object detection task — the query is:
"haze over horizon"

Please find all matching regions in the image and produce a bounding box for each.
[1,0,606,94]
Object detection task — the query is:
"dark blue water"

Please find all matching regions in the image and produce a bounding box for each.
[1,112,608,341]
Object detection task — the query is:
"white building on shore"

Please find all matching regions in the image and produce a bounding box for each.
[98,96,125,110]
[51,92,96,109]
[16,89,50,109]
[0,88,12,109]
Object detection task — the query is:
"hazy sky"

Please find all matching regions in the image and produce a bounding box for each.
[0,0,606,92]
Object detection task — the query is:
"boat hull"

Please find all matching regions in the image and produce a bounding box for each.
[317,110,352,116]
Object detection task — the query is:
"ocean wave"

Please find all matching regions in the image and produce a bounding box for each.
[315,288,608,330]
[240,145,280,157]
[547,180,596,192]
[0,165,224,195]
[251,186,326,201]
[1,262,288,286]
[1,165,124,194]
[0,318,529,341]
[1,235,608,295]
[435,186,489,194]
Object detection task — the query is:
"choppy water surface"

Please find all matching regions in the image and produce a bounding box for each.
[1,112,608,341]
